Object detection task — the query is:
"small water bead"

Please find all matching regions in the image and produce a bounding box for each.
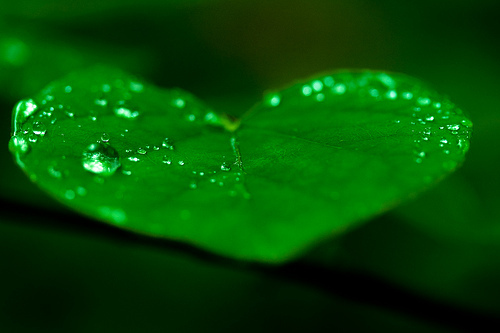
[83,143,121,176]
[99,207,127,224]
[162,138,175,150]
[128,157,140,162]
[129,81,144,93]
[368,88,380,98]
[122,169,132,175]
[137,148,147,155]
[312,80,323,92]
[178,160,185,166]
[377,73,396,88]
[102,84,111,93]
[65,190,76,200]
[425,116,435,122]
[95,98,107,106]
[332,83,346,94]
[65,111,75,118]
[204,112,220,125]
[447,124,460,131]
[189,181,198,189]
[187,114,196,122]
[221,162,231,172]
[162,156,172,164]
[77,187,87,196]
[385,90,397,100]
[302,85,313,96]
[64,86,72,93]
[402,92,413,100]
[315,93,325,102]
[114,106,139,119]
[48,165,62,179]
[173,98,186,108]
[32,122,47,136]
[323,76,335,87]
[417,97,431,106]
[28,132,38,143]
[101,133,110,143]
[153,146,160,151]
[266,93,281,107]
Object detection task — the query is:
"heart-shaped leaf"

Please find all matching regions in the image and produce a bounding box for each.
[9,67,472,262]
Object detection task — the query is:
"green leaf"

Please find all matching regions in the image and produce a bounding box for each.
[9,67,472,262]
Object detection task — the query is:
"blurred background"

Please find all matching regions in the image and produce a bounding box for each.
[1,0,500,331]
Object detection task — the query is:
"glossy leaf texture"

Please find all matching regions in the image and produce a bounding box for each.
[9,67,472,262]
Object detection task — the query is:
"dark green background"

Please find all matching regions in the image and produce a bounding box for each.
[1,0,499,331]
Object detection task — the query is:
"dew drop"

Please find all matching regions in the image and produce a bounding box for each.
[417,97,431,106]
[178,160,185,166]
[28,132,38,143]
[99,207,127,224]
[221,162,231,172]
[333,83,346,94]
[174,98,186,108]
[189,181,197,189]
[302,85,313,96]
[162,138,175,150]
[77,187,87,196]
[312,80,323,92]
[128,157,140,162]
[95,98,108,106]
[65,190,75,200]
[323,76,335,87]
[101,133,110,142]
[114,106,139,119]
[102,84,111,93]
[32,122,47,136]
[266,93,281,107]
[64,86,72,93]
[402,92,413,100]
[162,156,172,164]
[137,148,147,155]
[385,90,397,100]
[129,81,144,93]
[82,143,121,176]
[48,165,62,179]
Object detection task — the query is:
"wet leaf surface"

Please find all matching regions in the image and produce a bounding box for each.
[9,67,472,262]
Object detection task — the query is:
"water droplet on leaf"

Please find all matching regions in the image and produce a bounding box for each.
[82,143,121,176]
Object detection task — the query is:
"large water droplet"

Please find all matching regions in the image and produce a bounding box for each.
[82,143,121,176]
